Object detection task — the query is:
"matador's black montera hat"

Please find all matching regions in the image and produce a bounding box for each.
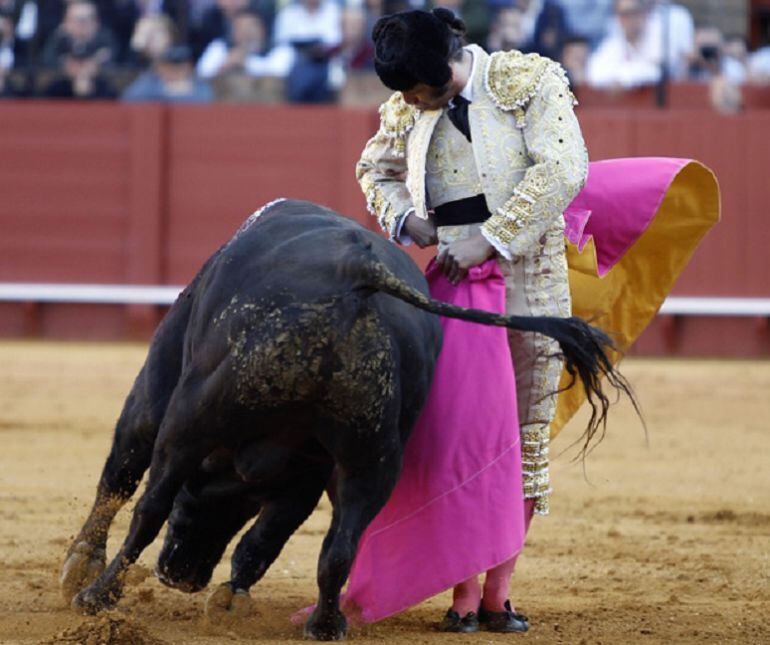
[372,8,466,91]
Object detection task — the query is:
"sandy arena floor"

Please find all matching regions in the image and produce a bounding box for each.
[0,341,768,644]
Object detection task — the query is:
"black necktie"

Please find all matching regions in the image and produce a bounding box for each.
[447,94,472,142]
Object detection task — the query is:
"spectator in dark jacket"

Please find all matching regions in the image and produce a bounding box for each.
[41,0,117,69]
[193,0,274,61]
[41,40,117,99]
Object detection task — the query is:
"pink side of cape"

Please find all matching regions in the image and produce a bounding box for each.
[341,260,526,624]
[564,157,690,276]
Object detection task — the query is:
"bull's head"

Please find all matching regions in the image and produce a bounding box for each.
[156,478,260,593]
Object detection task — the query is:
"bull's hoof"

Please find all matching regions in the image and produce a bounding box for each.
[205,582,255,623]
[304,607,347,641]
[72,580,121,615]
[60,542,106,604]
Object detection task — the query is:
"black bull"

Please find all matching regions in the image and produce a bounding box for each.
[61,200,632,640]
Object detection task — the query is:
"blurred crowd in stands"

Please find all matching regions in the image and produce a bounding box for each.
[0,0,769,110]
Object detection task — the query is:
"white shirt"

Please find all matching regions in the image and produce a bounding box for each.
[196,39,294,79]
[606,3,694,80]
[587,33,661,89]
[273,1,342,48]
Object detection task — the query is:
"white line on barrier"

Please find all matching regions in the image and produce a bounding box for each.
[0,284,769,316]
[659,297,770,316]
[0,283,183,305]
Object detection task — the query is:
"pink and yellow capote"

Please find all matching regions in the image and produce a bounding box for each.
[303,158,720,624]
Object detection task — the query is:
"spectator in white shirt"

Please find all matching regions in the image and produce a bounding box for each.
[636,0,694,80]
[273,0,342,103]
[602,1,694,80]
[197,9,292,79]
[587,0,660,89]
[273,0,341,51]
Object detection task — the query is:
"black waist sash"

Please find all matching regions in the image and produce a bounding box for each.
[433,194,491,227]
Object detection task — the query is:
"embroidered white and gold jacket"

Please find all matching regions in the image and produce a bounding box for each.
[356,44,588,260]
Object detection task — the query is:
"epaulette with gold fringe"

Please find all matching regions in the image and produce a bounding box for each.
[484,50,574,128]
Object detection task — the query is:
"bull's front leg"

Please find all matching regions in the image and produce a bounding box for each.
[63,293,191,603]
[306,453,401,641]
[61,401,155,603]
[72,389,219,614]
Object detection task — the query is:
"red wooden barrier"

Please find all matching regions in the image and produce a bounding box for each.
[0,101,768,355]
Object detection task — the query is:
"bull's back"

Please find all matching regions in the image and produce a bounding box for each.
[180,201,439,414]
[233,201,426,300]
[193,201,429,329]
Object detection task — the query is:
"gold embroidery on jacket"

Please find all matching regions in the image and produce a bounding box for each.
[484,50,575,116]
[380,92,418,155]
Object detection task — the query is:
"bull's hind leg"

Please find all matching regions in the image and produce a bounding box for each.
[206,449,333,621]
[61,298,191,603]
[305,445,402,640]
[72,372,229,614]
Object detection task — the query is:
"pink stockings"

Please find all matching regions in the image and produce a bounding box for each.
[451,499,536,615]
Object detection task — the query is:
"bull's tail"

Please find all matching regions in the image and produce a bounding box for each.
[359,254,642,459]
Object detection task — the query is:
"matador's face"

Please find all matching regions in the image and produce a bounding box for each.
[400,82,454,111]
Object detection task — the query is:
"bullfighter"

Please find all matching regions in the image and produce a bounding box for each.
[357,8,587,631]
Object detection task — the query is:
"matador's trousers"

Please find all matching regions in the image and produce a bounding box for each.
[438,224,571,515]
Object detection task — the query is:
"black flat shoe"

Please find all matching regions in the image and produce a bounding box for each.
[478,600,529,633]
[438,608,480,633]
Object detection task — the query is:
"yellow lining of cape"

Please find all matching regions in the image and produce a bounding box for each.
[551,161,721,438]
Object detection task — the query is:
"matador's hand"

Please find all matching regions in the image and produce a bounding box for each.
[436,234,495,285]
[403,212,438,248]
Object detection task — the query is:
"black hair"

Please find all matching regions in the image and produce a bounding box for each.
[372,8,467,91]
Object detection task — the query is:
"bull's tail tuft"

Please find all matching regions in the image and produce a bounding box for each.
[358,253,642,457]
